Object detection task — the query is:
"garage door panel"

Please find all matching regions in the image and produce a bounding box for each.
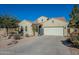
[44,28,63,36]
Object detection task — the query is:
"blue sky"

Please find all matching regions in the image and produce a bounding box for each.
[0,4,74,22]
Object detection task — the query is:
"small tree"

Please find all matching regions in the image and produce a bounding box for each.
[69,5,79,28]
[0,15,19,36]
[32,24,36,36]
[68,5,79,48]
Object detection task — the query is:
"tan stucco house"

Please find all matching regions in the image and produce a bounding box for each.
[18,20,33,36]
[18,16,68,36]
[42,17,68,36]
[35,16,68,36]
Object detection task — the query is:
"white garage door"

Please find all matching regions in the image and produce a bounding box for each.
[44,27,64,36]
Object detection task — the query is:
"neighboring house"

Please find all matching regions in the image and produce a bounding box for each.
[40,17,68,36]
[18,20,33,36]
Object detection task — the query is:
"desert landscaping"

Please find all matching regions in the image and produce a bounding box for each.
[0,4,79,55]
[0,28,37,48]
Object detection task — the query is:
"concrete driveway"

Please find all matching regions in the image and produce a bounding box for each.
[0,36,71,55]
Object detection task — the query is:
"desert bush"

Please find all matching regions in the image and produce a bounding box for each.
[25,34,29,37]
[14,34,21,40]
[71,36,79,48]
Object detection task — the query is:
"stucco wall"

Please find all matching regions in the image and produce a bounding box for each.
[18,20,33,36]
[43,18,67,27]
[42,18,68,36]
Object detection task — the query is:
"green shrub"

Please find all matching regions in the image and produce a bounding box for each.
[71,36,79,48]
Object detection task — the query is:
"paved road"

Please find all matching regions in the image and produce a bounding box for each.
[0,36,71,55]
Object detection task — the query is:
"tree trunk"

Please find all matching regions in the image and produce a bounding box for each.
[6,26,8,36]
[33,31,35,36]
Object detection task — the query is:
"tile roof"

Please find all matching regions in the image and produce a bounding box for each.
[54,17,66,22]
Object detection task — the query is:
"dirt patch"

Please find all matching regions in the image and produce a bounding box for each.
[0,36,37,48]
[62,37,79,55]
[69,47,79,54]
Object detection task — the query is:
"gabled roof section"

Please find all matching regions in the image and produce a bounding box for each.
[19,19,32,25]
[39,16,48,19]
[42,17,67,27]
[34,16,49,24]
[54,17,66,22]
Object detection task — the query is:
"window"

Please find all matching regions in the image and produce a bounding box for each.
[41,19,43,22]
